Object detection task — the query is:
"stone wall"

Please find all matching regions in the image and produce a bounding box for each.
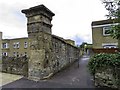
[2,56,28,77]
[22,5,80,80]
[51,35,79,73]
[95,68,120,89]
[28,31,80,80]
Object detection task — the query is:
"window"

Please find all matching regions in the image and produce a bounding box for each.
[16,42,20,48]
[24,42,27,48]
[13,52,17,57]
[103,45,117,48]
[17,52,19,57]
[2,43,9,49]
[24,52,27,57]
[103,26,111,36]
[2,52,8,56]
[13,52,19,57]
[13,42,20,49]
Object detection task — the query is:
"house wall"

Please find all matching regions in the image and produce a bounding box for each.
[0,32,2,60]
[9,38,29,57]
[92,24,118,49]
[2,38,29,57]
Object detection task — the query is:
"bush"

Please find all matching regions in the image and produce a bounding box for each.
[88,53,120,75]
[88,53,120,88]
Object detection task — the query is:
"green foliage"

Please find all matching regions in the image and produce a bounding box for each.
[110,24,120,40]
[88,53,120,75]
[80,42,87,48]
[102,1,120,44]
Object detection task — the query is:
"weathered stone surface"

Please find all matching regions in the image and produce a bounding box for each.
[2,56,28,77]
[94,68,119,89]
[22,4,80,80]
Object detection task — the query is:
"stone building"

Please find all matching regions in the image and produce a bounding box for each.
[0,32,2,60]
[1,36,75,58]
[2,37,29,57]
[65,39,75,46]
[92,19,119,49]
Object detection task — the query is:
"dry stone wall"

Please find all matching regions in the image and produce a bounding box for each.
[51,35,79,73]
[2,56,28,77]
[28,32,80,80]
[22,5,80,80]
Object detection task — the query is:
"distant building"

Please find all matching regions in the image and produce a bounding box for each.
[0,32,2,60]
[1,33,76,57]
[2,37,29,57]
[65,39,75,46]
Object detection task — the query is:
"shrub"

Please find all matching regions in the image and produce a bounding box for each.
[88,53,120,75]
[88,53,120,88]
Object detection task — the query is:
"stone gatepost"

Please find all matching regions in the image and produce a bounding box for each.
[22,5,55,80]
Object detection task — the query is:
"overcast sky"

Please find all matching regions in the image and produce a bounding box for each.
[0,0,108,45]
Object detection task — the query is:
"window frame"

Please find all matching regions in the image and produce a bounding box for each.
[103,26,111,36]
[13,42,20,49]
[24,42,28,48]
[2,52,8,56]
[2,43,9,49]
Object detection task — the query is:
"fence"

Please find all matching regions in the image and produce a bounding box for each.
[92,48,120,53]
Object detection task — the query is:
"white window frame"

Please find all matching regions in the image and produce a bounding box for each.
[16,42,20,48]
[2,52,8,56]
[24,42,27,48]
[103,26,111,36]
[13,42,20,49]
[102,43,118,48]
[13,52,17,57]
[13,43,16,48]
[2,43,9,49]
[103,45,117,48]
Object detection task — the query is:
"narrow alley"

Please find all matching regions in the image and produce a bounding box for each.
[2,55,95,88]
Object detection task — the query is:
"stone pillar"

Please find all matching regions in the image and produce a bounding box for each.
[22,5,55,80]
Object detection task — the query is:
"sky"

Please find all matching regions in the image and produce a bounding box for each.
[0,0,108,45]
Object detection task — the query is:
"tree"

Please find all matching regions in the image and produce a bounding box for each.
[80,42,87,49]
[102,0,120,48]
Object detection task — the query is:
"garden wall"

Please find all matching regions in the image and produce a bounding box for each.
[2,56,28,77]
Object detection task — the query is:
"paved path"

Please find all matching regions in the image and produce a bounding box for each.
[48,55,94,88]
[2,55,95,89]
[0,72,23,87]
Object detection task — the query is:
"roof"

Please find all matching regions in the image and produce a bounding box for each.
[92,19,118,26]
[3,37,28,41]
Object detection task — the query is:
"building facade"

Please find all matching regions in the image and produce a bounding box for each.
[0,32,2,60]
[1,36,75,58]
[2,37,29,57]
[92,19,118,49]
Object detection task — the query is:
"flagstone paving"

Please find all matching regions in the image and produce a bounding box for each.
[0,72,23,87]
